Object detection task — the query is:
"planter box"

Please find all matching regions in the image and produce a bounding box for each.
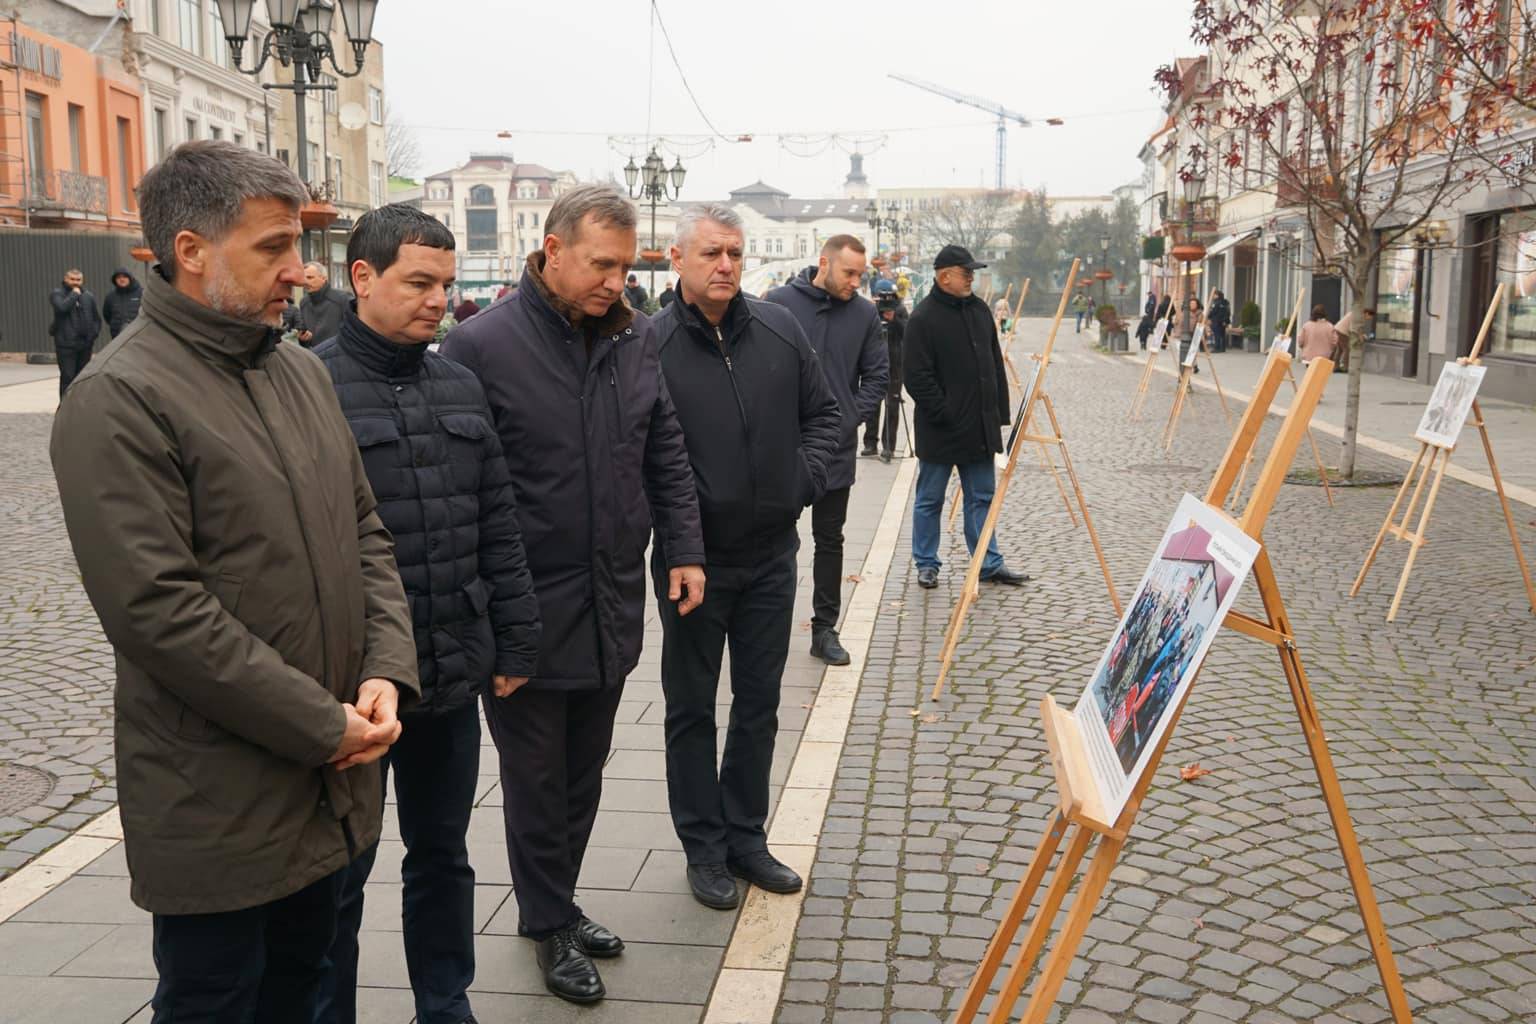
[1244,332,1265,353]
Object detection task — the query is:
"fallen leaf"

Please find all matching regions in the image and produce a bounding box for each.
[801,703,815,710]
[1179,763,1213,781]
[845,573,864,583]
[1194,917,1205,929]
[921,712,942,724]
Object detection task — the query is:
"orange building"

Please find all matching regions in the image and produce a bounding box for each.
[0,17,145,232]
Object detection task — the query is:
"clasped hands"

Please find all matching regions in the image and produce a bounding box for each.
[329,677,403,770]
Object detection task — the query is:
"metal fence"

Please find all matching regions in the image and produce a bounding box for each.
[0,230,141,355]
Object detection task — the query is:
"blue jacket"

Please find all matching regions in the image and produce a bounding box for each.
[763,267,889,490]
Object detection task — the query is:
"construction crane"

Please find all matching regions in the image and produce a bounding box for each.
[888,74,1059,190]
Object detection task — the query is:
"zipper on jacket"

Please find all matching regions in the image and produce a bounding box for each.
[714,323,760,556]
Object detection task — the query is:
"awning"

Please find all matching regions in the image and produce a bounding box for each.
[1204,229,1260,260]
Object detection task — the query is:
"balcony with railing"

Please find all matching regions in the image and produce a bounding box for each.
[27,169,108,216]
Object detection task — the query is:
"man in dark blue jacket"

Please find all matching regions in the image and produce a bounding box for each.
[103,268,143,338]
[653,204,841,911]
[49,268,102,397]
[764,237,888,667]
[314,205,541,1024]
[440,185,705,1006]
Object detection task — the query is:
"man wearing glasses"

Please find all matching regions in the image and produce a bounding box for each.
[902,245,1030,590]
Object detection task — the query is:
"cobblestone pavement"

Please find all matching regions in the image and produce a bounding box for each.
[0,412,117,877]
[775,321,1536,1024]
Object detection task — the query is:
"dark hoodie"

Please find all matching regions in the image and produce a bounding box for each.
[103,268,143,338]
[762,267,889,491]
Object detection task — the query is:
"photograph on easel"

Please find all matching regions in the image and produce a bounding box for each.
[1072,494,1259,822]
[1414,362,1487,449]
[1147,317,1169,352]
[1183,323,1204,367]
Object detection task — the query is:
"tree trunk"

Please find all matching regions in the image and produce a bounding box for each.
[1337,255,1374,481]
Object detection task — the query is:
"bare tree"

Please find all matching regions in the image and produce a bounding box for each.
[912,190,1015,260]
[1159,0,1507,479]
[385,104,423,180]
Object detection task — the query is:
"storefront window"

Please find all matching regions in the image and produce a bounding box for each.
[1495,209,1536,357]
[1375,246,1416,345]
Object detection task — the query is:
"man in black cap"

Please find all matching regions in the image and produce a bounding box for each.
[903,245,1029,590]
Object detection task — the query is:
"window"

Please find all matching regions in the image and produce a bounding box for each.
[179,0,202,54]
[307,142,321,181]
[233,131,244,148]
[24,92,47,197]
[153,108,169,161]
[532,211,539,227]
[209,125,223,141]
[330,156,343,203]
[440,212,451,229]
[774,238,783,255]
[1373,245,1417,346]
[1493,208,1536,357]
[185,117,199,142]
[321,75,337,115]
[468,184,494,205]
[117,117,134,211]
[517,212,525,228]
[210,1,229,67]
[67,104,84,172]
[368,87,384,125]
[749,237,757,255]
[466,208,498,251]
[370,160,386,208]
[149,0,161,34]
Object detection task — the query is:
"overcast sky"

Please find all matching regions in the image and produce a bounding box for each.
[374,1,1197,201]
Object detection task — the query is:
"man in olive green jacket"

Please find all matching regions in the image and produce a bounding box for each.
[50,140,419,1023]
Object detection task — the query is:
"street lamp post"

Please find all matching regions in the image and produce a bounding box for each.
[865,201,903,266]
[1098,233,1111,307]
[624,147,685,298]
[217,0,380,260]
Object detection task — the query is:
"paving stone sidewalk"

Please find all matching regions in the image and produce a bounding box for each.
[775,320,1536,1024]
[0,389,905,1022]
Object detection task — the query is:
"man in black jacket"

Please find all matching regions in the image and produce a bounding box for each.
[864,288,906,460]
[440,185,705,1006]
[103,268,143,339]
[314,206,541,1024]
[905,245,1029,590]
[763,238,888,667]
[653,204,841,911]
[298,260,350,346]
[49,268,102,397]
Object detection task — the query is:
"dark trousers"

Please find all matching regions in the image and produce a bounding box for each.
[653,547,796,864]
[1211,322,1228,352]
[811,486,850,635]
[56,346,91,398]
[150,867,346,1023]
[485,681,623,940]
[862,396,902,454]
[317,701,481,1024]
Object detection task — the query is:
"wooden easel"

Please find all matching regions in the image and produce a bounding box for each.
[1228,291,1336,509]
[954,353,1414,1024]
[1128,314,1169,420]
[929,261,1122,702]
[1351,283,1535,622]
[1159,315,1206,449]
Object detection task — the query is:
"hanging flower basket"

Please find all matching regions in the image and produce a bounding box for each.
[639,248,665,263]
[1169,242,1207,263]
[300,200,340,231]
[1093,269,1114,281]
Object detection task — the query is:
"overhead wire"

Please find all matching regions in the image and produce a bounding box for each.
[650,0,737,144]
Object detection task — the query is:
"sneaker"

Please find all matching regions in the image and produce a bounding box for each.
[687,862,740,909]
[810,629,851,666]
[917,566,939,589]
[860,443,878,456]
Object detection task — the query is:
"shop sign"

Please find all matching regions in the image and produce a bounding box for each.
[193,96,240,124]
[11,32,63,83]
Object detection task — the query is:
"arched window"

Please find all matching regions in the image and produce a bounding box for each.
[468,184,494,206]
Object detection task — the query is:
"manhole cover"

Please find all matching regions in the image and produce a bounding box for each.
[1129,463,1204,474]
[0,763,55,817]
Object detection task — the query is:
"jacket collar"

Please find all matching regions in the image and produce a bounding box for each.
[790,267,834,308]
[142,267,278,368]
[676,289,750,340]
[520,252,634,337]
[337,308,428,378]
[928,286,979,311]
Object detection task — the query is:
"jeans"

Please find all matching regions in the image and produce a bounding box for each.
[653,546,796,864]
[317,701,481,1024]
[912,458,1005,576]
[1073,311,1085,333]
[56,346,91,398]
[811,486,850,634]
[151,868,346,1023]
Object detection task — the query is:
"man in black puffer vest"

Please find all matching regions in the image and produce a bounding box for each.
[652,204,841,912]
[314,205,541,1024]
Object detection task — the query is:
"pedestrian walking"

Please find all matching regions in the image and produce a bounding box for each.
[623,272,649,310]
[103,267,143,338]
[1072,290,1090,333]
[313,205,542,1024]
[439,185,705,1006]
[453,296,481,323]
[49,140,419,1024]
[1297,304,1338,363]
[1136,291,1157,349]
[1207,289,1231,352]
[49,268,102,396]
[905,244,1030,590]
[863,289,906,461]
[652,203,841,911]
[763,235,888,667]
[297,260,350,347]
[659,279,677,307]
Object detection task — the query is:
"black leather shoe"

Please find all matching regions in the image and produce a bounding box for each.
[536,927,604,1004]
[687,862,740,909]
[879,449,893,463]
[810,629,851,666]
[574,915,624,959]
[917,566,939,589]
[728,850,803,894]
[981,567,1032,586]
[860,443,878,456]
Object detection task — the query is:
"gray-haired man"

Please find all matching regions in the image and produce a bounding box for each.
[440,184,705,1005]
[50,140,418,1022]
